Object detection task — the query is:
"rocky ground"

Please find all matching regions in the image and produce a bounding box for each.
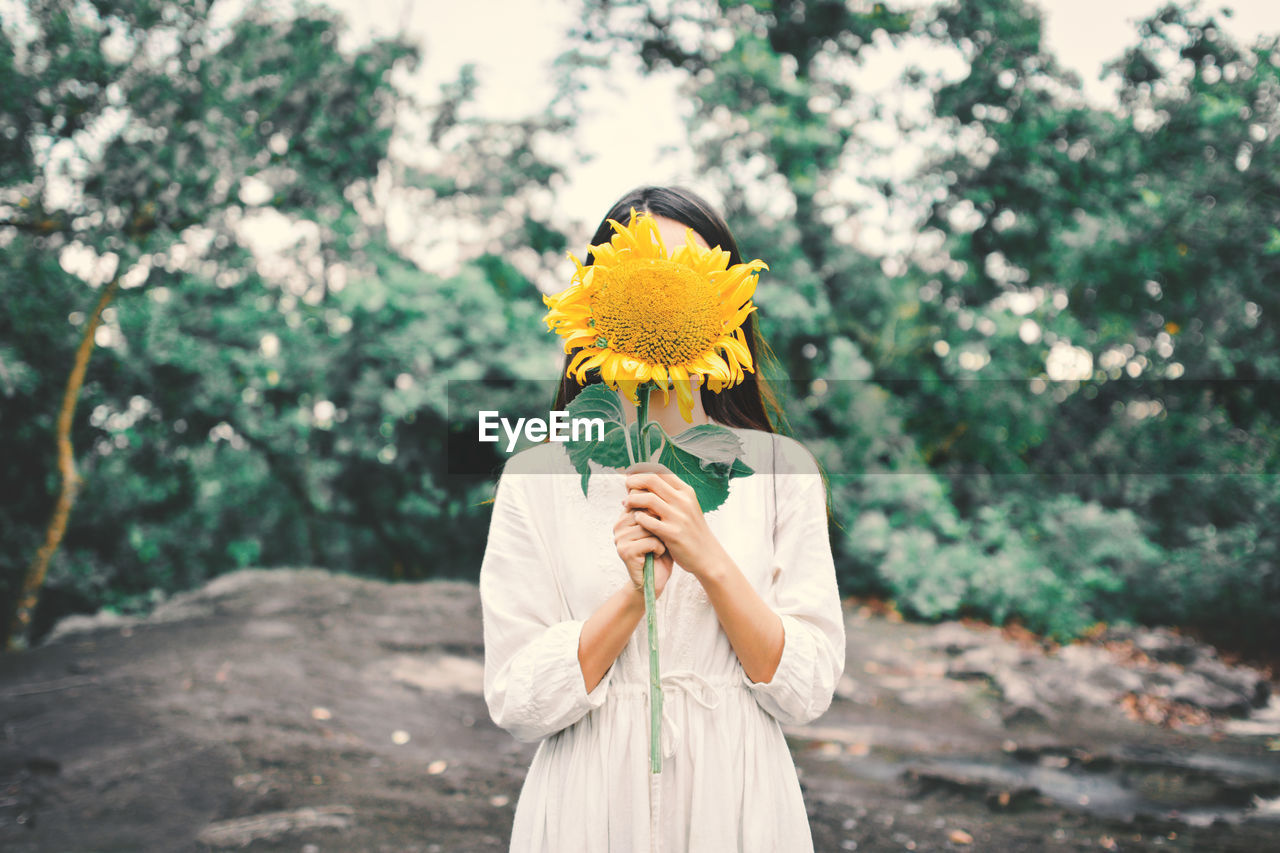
[1,568,1278,852]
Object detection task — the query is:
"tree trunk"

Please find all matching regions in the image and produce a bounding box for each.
[7,278,120,650]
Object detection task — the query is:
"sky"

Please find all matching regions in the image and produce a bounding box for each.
[320,0,1280,232]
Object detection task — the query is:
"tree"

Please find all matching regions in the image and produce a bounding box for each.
[3,0,580,646]
[1,0,415,645]
[922,0,1280,651]
[570,0,1280,648]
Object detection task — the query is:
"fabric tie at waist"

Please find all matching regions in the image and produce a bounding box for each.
[658,670,722,760]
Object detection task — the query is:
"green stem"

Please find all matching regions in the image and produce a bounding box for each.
[636,383,662,775]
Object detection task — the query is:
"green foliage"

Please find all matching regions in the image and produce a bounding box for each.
[575,0,1280,652]
[5,0,1277,656]
[564,384,639,493]
[562,385,753,512]
[1,0,567,638]
[654,424,753,514]
[871,494,1160,641]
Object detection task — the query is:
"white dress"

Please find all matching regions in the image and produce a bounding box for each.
[479,426,846,853]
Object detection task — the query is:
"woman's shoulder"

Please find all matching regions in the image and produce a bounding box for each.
[722,426,822,477]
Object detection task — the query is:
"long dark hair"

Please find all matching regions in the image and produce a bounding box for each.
[551,186,787,434]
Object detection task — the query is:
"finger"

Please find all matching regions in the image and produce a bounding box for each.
[632,510,672,538]
[614,512,645,537]
[623,539,665,564]
[632,461,691,495]
[622,490,667,517]
[624,471,685,505]
[638,536,667,556]
[627,461,672,476]
[615,523,652,545]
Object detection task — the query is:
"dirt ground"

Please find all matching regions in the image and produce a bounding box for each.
[1,569,1277,852]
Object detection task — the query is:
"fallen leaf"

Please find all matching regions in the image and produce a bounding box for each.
[391,730,410,745]
[427,759,447,775]
[948,828,973,845]
[311,707,332,721]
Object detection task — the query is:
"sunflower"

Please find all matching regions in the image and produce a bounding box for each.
[543,209,767,422]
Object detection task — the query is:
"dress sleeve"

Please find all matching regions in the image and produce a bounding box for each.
[743,436,846,726]
[479,460,614,743]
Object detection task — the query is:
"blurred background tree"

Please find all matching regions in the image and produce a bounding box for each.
[2,0,1276,657]
[568,0,1278,652]
[0,0,564,645]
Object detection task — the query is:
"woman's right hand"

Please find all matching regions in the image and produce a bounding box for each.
[613,508,673,597]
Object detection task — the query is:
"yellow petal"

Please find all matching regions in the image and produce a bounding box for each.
[621,358,651,382]
[675,379,694,422]
[567,348,593,376]
[717,266,761,309]
[638,214,666,258]
[656,378,671,405]
[563,331,598,351]
[608,213,641,253]
[700,352,733,382]
[592,245,620,267]
[720,335,753,370]
[574,349,610,381]
[601,353,620,386]
[616,378,640,405]
[725,303,757,333]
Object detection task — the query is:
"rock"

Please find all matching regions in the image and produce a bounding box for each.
[922,622,988,656]
[196,805,355,847]
[1224,696,1280,736]
[1001,703,1051,727]
[834,674,876,704]
[991,670,1055,724]
[1167,671,1253,717]
[42,610,139,644]
[1055,643,1112,672]
[1051,644,1145,705]
[1190,659,1271,710]
[381,654,484,695]
[1112,626,1201,665]
[946,644,1027,681]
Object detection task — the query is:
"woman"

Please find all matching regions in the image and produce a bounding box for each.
[479,186,845,852]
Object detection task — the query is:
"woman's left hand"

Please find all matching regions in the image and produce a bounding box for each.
[622,461,729,581]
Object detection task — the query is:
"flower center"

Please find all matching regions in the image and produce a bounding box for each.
[590,258,721,365]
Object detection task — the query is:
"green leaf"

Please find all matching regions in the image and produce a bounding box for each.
[665,423,750,474]
[563,384,637,495]
[657,423,753,513]
[565,382,626,424]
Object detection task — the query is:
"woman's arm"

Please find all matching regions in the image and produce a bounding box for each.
[623,463,786,684]
[696,555,786,684]
[578,506,675,692]
[481,463,626,743]
[577,584,645,692]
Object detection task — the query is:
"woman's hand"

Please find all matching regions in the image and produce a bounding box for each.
[613,504,673,597]
[622,461,730,581]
